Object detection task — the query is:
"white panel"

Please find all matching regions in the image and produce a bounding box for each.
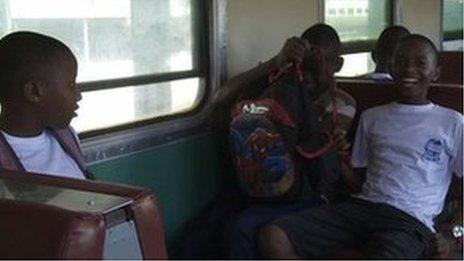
[103,220,142,260]
[226,0,319,77]
[400,0,441,48]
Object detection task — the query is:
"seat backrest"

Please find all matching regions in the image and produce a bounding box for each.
[0,198,105,259]
[437,51,463,84]
[0,169,168,259]
[337,78,463,142]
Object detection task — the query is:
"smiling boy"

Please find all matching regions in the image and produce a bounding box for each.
[258,34,463,259]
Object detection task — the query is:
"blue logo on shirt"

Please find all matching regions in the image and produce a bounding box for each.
[422,139,443,162]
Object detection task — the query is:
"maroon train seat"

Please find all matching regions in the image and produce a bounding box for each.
[0,169,167,259]
[437,51,463,84]
[337,79,463,142]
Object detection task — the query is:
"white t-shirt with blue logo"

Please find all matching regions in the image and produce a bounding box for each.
[351,102,463,232]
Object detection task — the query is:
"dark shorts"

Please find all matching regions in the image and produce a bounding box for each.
[271,198,433,259]
[223,195,324,259]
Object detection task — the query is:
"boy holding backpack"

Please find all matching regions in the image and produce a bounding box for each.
[221,23,356,258]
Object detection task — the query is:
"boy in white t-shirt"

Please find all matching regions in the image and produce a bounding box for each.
[0,32,89,180]
[258,34,463,259]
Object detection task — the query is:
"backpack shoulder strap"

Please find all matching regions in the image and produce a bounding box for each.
[0,132,26,171]
[49,127,94,179]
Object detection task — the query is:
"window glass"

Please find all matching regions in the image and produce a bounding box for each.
[0,0,204,133]
[74,78,203,132]
[336,52,375,77]
[443,0,463,50]
[325,0,391,76]
[325,0,391,43]
[2,0,194,82]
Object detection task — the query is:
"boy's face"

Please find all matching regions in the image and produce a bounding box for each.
[391,39,438,103]
[300,43,340,93]
[39,52,81,129]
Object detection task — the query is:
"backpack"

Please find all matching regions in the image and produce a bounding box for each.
[229,97,298,198]
[0,127,93,179]
[229,65,355,199]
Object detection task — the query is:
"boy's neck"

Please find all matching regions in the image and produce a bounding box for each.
[307,77,336,100]
[374,64,389,74]
[0,112,44,137]
[397,99,431,105]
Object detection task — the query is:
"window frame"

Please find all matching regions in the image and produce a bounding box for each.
[80,0,223,165]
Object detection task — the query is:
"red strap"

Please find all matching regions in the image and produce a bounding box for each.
[339,151,351,165]
[268,64,346,160]
[296,133,334,160]
[294,63,304,83]
[296,96,341,160]
[268,63,293,84]
[331,96,339,125]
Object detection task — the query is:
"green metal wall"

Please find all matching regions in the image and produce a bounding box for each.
[89,132,225,252]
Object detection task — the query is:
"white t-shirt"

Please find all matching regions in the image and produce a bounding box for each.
[1,129,86,180]
[351,102,463,232]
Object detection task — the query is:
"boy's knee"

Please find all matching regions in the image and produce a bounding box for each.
[258,224,299,259]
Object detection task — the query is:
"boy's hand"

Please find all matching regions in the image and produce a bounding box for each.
[275,37,310,69]
[331,128,350,153]
[429,233,455,259]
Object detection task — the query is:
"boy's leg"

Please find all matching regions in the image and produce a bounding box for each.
[223,204,274,259]
[362,230,429,259]
[223,196,323,259]
[361,202,433,259]
[259,200,369,258]
[176,189,245,259]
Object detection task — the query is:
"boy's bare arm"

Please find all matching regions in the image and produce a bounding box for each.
[341,167,366,193]
[212,37,309,110]
[431,177,463,258]
[212,57,277,110]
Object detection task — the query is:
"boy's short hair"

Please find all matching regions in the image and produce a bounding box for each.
[375,26,410,60]
[0,31,73,100]
[300,23,341,58]
[398,34,438,65]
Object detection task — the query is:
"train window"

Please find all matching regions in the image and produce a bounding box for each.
[335,52,375,77]
[0,0,207,134]
[442,0,463,50]
[324,0,392,76]
[74,78,203,133]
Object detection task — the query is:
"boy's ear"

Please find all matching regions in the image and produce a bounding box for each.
[371,50,378,64]
[388,63,393,76]
[432,66,441,82]
[335,57,344,72]
[23,80,46,103]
